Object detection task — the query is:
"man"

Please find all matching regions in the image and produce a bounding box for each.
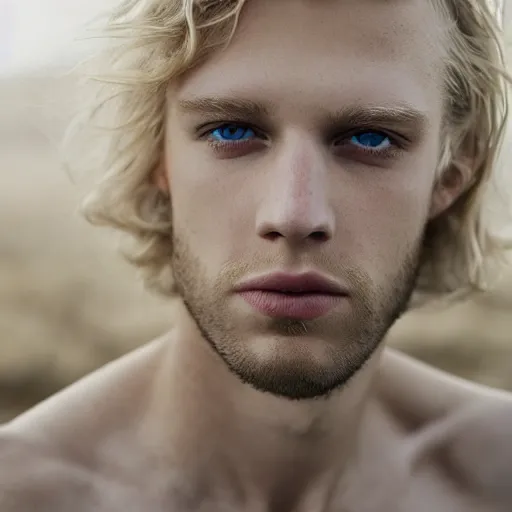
[1,0,512,510]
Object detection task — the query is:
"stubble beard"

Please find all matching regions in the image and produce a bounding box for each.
[171,232,421,401]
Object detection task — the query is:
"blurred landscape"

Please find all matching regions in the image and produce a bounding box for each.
[1,51,512,422]
[0,71,173,421]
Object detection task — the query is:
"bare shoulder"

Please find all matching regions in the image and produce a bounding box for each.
[380,348,512,508]
[432,398,512,503]
[7,338,166,434]
[0,339,168,511]
[379,348,512,427]
[0,428,96,512]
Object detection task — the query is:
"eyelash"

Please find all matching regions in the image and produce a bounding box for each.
[199,122,404,159]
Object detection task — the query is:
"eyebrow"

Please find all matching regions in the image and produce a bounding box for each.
[177,96,428,136]
[178,97,271,121]
[325,104,429,138]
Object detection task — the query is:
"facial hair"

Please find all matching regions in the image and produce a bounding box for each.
[171,231,421,401]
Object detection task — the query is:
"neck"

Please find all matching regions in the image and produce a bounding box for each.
[143,299,384,511]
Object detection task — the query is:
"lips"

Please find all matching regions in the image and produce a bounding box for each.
[235,272,346,295]
[234,272,347,320]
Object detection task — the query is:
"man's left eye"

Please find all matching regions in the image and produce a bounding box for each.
[349,131,391,150]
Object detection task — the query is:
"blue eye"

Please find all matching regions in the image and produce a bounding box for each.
[350,131,390,149]
[210,124,256,142]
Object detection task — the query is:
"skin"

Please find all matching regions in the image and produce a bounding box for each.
[1,0,512,510]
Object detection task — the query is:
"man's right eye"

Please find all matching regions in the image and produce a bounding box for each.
[207,123,257,142]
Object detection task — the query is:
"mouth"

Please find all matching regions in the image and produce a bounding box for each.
[234,271,348,320]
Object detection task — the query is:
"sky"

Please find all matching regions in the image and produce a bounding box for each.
[0,0,509,77]
[0,0,118,76]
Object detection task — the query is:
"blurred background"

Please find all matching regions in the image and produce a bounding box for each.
[0,0,511,422]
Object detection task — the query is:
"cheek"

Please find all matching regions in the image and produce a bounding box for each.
[337,166,434,274]
[167,146,257,269]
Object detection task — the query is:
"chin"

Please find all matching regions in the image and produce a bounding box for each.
[229,357,352,400]
[219,333,368,400]
[246,332,335,364]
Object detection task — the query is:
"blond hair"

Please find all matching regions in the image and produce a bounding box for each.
[66,0,511,297]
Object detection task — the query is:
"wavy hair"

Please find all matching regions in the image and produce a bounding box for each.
[64,0,512,298]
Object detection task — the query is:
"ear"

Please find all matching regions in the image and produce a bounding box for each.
[152,159,170,195]
[428,157,473,220]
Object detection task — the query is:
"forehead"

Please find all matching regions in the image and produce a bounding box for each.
[176,0,446,116]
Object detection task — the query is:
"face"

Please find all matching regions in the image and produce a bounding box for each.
[160,0,455,399]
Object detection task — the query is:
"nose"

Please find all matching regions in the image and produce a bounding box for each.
[255,135,335,246]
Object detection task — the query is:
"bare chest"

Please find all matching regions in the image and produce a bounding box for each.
[2,455,505,512]
[63,463,502,512]
[333,463,501,512]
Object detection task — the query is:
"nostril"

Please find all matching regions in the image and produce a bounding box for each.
[261,230,329,242]
[264,231,283,241]
[310,231,329,242]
